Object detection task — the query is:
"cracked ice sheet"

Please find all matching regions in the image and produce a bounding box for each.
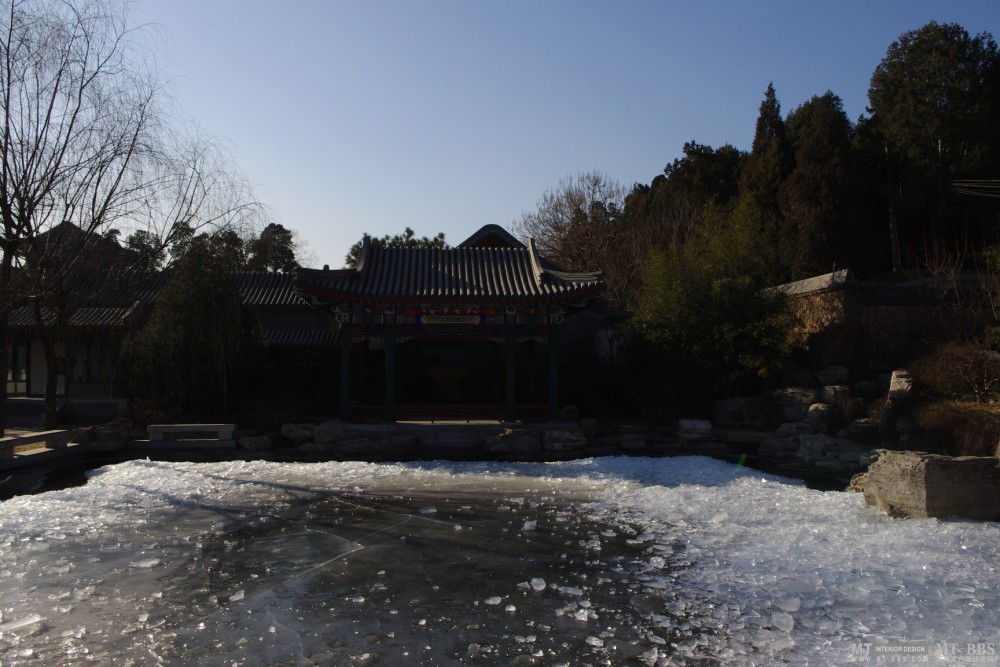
[0,457,997,665]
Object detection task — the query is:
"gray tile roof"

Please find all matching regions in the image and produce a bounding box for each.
[8,271,307,330]
[8,305,138,329]
[294,238,604,304]
[234,272,305,306]
[261,327,339,347]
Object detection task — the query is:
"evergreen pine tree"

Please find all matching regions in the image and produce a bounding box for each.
[739,84,793,283]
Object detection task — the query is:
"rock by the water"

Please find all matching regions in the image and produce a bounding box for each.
[486,429,542,454]
[862,449,1000,520]
[805,403,836,433]
[771,388,819,422]
[713,396,771,429]
[777,422,814,435]
[579,418,599,439]
[333,435,420,456]
[796,433,838,462]
[0,473,43,498]
[542,429,587,451]
[313,420,344,444]
[819,385,850,406]
[842,419,880,443]
[238,435,273,451]
[76,418,134,451]
[676,419,713,441]
[280,423,315,445]
[618,433,649,451]
[557,405,579,421]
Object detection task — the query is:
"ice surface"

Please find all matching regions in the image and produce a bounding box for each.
[0,456,997,664]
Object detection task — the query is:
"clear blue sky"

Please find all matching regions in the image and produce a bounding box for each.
[133,1,1000,268]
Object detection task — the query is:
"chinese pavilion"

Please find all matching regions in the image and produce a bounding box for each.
[293,225,604,422]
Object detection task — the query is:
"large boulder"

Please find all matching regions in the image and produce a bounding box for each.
[618,433,650,451]
[805,403,836,433]
[676,419,713,441]
[486,428,542,454]
[238,435,274,451]
[888,370,914,403]
[557,405,579,421]
[332,434,420,456]
[713,396,771,429]
[542,429,587,452]
[771,388,819,422]
[75,417,134,451]
[796,433,838,462]
[313,420,344,444]
[757,434,799,459]
[819,384,851,406]
[281,423,315,445]
[862,450,1000,520]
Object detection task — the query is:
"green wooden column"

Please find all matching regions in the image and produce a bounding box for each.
[384,318,396,422]
[338,315,351,421]
[548,321,559,420]
[504,312,516,422]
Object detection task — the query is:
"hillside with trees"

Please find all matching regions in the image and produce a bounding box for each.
[516,21,1000,415]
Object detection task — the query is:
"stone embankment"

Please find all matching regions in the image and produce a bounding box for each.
[226,366,901,482]
[55,362,1000,520]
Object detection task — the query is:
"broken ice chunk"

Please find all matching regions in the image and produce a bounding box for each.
[777,597,800,612]
[771,612,795,633]
[530,578,546,592]
[419,507,437,515]
[484,596,502,606]
[0,614,44,631]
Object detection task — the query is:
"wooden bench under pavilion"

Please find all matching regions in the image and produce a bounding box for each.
[293,225,604,423]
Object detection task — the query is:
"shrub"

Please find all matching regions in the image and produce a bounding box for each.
[627,205,797,411]
[914,401,1000,457]
[911,340,1000,403]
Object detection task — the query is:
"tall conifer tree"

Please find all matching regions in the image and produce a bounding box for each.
[739,84,793,283]
[782,93,855,279]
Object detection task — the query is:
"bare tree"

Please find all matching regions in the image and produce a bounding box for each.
[0,0,263,431]
[513,171,643,308]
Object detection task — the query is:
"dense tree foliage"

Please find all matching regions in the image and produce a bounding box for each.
[634,142,745,251]
[781,92,856,279]
[122,235,262,417]
[627,204,796,410]
[247,223,299,273]
[739,83,794,283]
[866,22,1000,271]
[344,227,447,267]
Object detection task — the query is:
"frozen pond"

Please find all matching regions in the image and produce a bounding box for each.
[1,456,999,665]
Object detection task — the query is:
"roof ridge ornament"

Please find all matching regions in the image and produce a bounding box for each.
[527,238,547,285]
[355,234,370,273]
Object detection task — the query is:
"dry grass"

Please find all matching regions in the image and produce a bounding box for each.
[915,400,1000,458]
[911,340,1000,403]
